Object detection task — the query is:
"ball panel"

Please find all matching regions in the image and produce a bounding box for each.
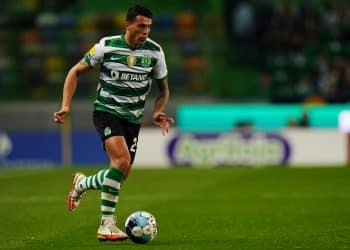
[125,211,157,244]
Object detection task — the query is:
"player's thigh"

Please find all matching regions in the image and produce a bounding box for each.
[93,110,139,164]
[104,135,130,162]
[93,110,130,161]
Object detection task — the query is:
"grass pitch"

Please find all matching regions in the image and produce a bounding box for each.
[0,167,349,249]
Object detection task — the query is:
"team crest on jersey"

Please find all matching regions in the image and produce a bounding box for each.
[141,55,152,67]
[127,54,136,66]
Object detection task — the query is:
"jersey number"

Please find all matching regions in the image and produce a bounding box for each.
[130,137,138,152]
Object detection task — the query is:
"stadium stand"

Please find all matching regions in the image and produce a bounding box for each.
[1,0,350,103]
[0,0,213,100]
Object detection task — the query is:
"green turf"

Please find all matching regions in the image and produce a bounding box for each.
[0,167,350,249]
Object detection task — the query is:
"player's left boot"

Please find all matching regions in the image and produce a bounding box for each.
[67,172,86,211]
[97,217,128,241]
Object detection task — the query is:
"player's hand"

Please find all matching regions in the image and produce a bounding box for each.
[53,106,69,124]
[153,111,174,136]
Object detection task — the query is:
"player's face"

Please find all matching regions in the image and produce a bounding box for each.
[126,15,152,47]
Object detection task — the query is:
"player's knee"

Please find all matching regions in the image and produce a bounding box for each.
[120,156,131,171]
[111,155,131,175]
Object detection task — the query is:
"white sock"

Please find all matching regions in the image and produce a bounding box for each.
[76,177,87,192]
[101,215,114,224]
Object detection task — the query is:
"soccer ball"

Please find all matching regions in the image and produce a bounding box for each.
[125,211,158,244]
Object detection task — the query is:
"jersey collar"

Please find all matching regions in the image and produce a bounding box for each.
[121,34,146,51]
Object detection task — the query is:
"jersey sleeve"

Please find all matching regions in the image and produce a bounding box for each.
[152,47,168,80]
[84,39,104,68]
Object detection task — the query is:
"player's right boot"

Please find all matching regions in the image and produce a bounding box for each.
[97,217,128,242]
[67,172,86,211]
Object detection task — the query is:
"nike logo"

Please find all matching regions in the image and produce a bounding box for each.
[108,188,119,194]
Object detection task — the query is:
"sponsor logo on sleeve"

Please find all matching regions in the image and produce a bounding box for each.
[88,46,96,57]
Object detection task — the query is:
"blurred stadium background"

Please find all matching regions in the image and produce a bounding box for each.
[1,0,350,166]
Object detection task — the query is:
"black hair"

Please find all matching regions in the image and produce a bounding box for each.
[126,4,152,22]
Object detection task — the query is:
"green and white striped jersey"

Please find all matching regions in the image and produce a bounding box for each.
[84,34,168,124]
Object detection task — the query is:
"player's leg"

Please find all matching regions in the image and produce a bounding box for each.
[67,111,125,212]
[97,135,130,241]
[97,119,140,241]
[67,168,110,211]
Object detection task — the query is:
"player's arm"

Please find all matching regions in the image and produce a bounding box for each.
[53,60,91,124]
[153,78,174,135]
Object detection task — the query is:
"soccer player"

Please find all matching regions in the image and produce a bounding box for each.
[53,5,174,241]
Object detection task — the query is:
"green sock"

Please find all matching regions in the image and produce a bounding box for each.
[83,169,109,190]
[101,168,124,216]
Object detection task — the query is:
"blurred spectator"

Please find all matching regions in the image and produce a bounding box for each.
[317,55,342,100]
[341,2,350,42]
[255,0,274,65]
[287,109,309,127]
[232,0,255,38]
[315,53,331,95]
[270,0,297,54]
[299,109,310,127]
[336,57,350,102]
[295,74,314,99]
[300,3,320,42]
[320,1,341,31]
[233,121,254,134]
[226,0,256,65]
[287,117,298,127]
[251,0,350,103]
[257,70,272,98]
